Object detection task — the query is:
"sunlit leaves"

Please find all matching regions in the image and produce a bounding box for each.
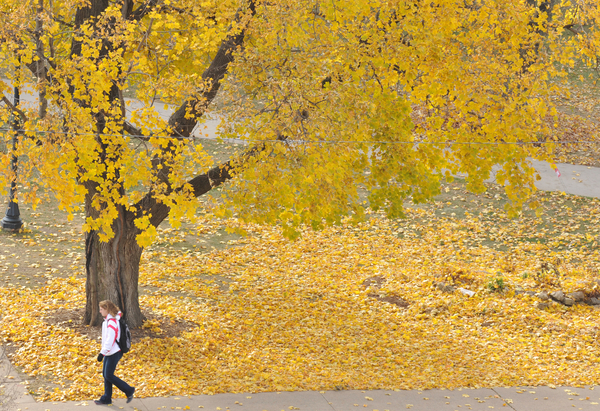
[2,192,600,400]
[0,0,593,245]
[211,0,579,234]
[0,0,244,242]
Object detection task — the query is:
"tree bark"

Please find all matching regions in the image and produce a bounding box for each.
[83,204,145,327]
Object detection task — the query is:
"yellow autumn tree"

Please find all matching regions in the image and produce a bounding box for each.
[0,0,579,326]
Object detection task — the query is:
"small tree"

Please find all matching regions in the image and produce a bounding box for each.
[0,0,578,327]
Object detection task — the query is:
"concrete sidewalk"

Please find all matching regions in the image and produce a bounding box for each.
[5,354,600,411]
[470,159,599,199]
[521,159,599,199]
[11,384,600,411]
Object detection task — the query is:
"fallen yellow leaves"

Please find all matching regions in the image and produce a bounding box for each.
[0,194,599,401]
[550,85,600,168]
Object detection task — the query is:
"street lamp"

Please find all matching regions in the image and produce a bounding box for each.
[1,81,23,231]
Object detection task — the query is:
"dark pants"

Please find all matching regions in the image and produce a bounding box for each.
[100,351,133,402]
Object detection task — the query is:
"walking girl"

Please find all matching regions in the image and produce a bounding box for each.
[94,300,135,405]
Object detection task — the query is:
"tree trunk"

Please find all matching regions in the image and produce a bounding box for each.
[83,205,145,328]
[80,0,257,328]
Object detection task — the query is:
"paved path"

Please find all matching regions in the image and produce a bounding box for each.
[10,382,600,410]
[529,159,600,198]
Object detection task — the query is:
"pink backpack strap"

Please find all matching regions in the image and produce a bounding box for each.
[107,317,118,344]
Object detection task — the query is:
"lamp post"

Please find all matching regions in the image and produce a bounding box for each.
[1,82,23,231]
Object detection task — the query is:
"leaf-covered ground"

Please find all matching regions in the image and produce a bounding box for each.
[0,182,599,402]
[551,68,600,167]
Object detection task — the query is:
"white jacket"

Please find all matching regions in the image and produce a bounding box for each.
[101,312,121,356]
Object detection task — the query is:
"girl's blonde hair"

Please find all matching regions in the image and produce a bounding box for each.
[99,300,120,317]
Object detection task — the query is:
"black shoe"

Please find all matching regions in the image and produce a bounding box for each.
[126,387,135,403]
[94,399,111,405]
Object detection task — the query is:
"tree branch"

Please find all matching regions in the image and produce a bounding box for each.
[563,24,581,36]
[44,8,75,27]
[167,0,256,138]
[144,134,284,228]
[126,0,258,227]
[0,23,53,82]
[36,0,49,119]
[129,0,193,21]
[122,121,146,139]
[129,0,161,21]
[1,97,28,123]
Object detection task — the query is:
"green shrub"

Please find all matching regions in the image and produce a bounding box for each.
[486,273,506,293]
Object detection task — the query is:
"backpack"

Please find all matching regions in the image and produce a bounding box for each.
[116,316,132,354]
